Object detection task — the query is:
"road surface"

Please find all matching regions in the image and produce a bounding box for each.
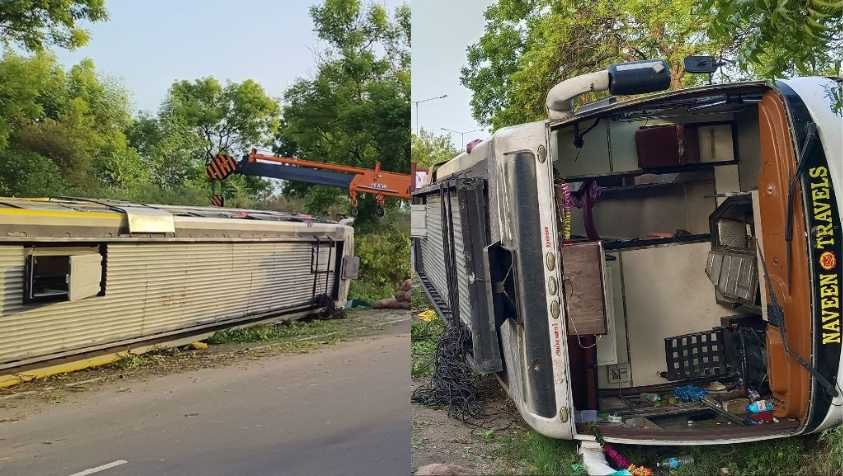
[0,320,410,476]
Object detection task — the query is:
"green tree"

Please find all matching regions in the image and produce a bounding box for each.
[0,149,66,196]
[277,0,410,221]
[703,0,843,77]
[462,0,842,130]
[0,0,108,51]
[412,129,460,169]
[0,52,55,150]
[0,52,144,194]
[127,113,205,189]
[162,77,281,163]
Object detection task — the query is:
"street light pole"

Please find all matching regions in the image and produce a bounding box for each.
[414,94,448,135]
[441,127,482,149]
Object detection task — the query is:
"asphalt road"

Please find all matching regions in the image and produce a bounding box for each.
[0,320,410,476]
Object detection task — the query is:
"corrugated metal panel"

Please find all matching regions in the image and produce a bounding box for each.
[421,195,449,306]
[449,194,472,327]
[0,241,338,366]
[410,204,426,238]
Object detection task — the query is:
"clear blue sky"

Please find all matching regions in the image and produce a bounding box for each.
[57,0,401,115]
[412,0,494,149]
[57,0,489,149]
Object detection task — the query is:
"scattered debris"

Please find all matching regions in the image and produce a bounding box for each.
[190,341,209,350]
[411,378,517,475]
[294,332,338,342]
[65,377,106,387]
[416,463,472,476]
[673,384,707,402]
[417,309,438,322]
[374,279,412,309]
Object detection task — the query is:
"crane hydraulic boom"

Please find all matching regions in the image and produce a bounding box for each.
[206,149,421,214]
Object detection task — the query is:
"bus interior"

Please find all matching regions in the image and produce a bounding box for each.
[551,83,813,440]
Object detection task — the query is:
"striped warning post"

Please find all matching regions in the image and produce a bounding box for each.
[206,154,238,180]
[210,194,224,207]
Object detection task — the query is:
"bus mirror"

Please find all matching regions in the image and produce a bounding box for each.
[684,55,719,74]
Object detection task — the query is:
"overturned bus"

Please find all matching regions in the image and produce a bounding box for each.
[0,198,356,371]
[412,60,843,445]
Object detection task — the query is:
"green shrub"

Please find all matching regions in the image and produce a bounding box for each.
[410,317,444,378]
[349,209,410,301]
[411,317,444,342]
[0,150,67,197]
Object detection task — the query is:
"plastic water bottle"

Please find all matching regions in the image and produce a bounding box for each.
[746,400,775,414]
[657,456,693,469]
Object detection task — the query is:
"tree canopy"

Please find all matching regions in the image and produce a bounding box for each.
[0,0,107,51]
[0,52,143,196]
[163,78,280,163]
[275,0,411,222]
[703,0,843,78]
[462,0,843,130]
[412,130,460,170]
[279,0,410,174]
[0,0,412,219]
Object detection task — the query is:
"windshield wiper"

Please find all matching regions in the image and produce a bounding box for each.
[785,122,818,290]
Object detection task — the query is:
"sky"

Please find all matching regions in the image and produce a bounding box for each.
[411,0,494,149]
[56,0,401,115]
[56,0,491,150]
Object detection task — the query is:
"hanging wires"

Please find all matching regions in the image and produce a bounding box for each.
[411,315,482,420]
[556,181,573,241]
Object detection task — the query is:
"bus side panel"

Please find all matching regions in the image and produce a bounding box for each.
[490,122,574,439]
[780,77,843,433]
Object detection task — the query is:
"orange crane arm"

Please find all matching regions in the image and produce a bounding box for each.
[206,149,424,212]
[246,150,413,200]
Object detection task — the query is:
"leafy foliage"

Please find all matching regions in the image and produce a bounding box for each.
[348,207,410,300]
[462,0,843,129]
[0,149,66,197]
[0,0,108,51]
[412,130,460,169]
[0,52,146,196]
[163,77,280,164]
[702,0,843,78]
[126,113,204,190]
[277,0,410,223]
[411,317,445,378]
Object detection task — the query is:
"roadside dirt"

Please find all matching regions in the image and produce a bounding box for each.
[0,308,407,422]
[411,376,526,475]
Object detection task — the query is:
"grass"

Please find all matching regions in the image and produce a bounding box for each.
[113,353,153,371]
[109,319,354,374]
[206,319,345,345]
[819,426,843,474]
[494,426,843,475]
[410,313,445,378]
[498,429,581,475]
[672,436,814,475]
[410,284,430,310]
[349,279,393,304]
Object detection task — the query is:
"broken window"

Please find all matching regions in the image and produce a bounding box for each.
[24,247,105,303]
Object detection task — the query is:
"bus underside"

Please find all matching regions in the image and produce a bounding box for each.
[552,83,825,442]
